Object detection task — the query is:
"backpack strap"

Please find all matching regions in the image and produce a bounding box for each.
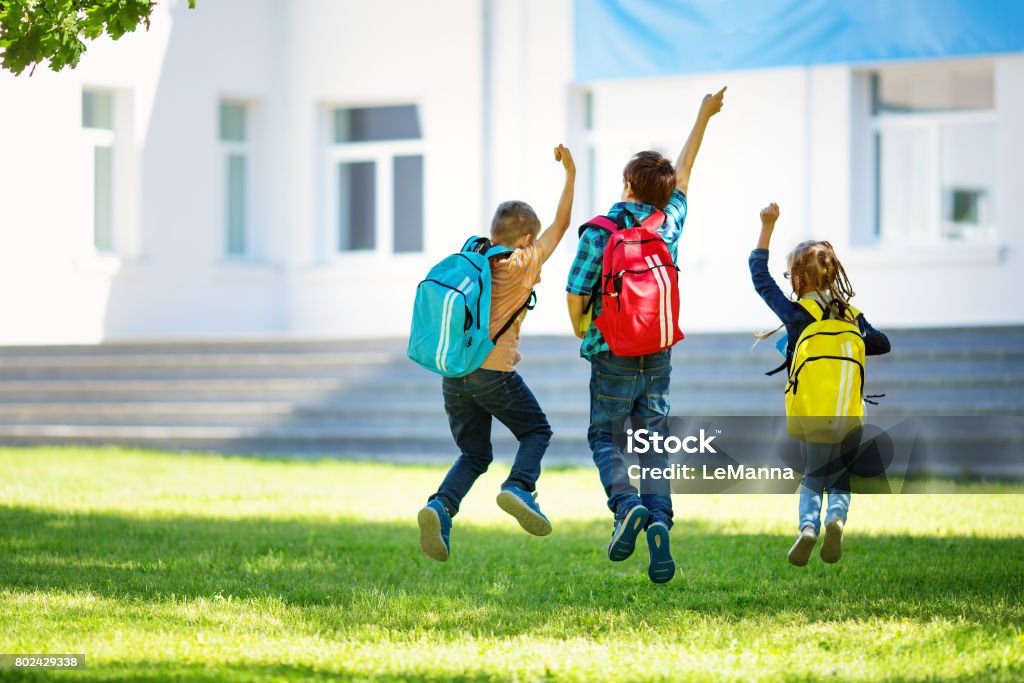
[765,357,789,376]
[573,217,614,315]
[462,236,490,253]
[799,297,863,323]
[462,238,533,341]
[492,291,537,343]
[484,244,513,259]
[578,215,616,237]
[617,208,666,232]
[796,298,826,321]
[767,300,822,377]
[462,236,513,265]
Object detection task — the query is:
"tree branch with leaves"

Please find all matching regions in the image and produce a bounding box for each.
[0,0,196,76]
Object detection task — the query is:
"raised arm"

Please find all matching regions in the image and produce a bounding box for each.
[757,202,779,250]
[674,86,726,194]
[751,203,803,325]
[537,144,576,264]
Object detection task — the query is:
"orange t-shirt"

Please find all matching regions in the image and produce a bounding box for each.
[480,241,544,371]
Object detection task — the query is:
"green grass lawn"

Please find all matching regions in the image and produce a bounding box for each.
[1,447,1023,682]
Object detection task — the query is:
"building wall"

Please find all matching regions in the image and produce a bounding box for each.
[577,56,1024,333]
[0,1,1019,344]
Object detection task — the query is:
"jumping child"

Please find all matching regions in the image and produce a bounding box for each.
[417,145,576,562]
[750,202,891,566]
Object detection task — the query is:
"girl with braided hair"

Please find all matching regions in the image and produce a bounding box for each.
[749,203,891,566]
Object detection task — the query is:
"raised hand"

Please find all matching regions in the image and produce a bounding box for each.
[700,86,727,119]
[757,202,780,250]
[554,144,575,176]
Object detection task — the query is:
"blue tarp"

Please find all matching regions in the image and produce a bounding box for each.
[575,0,1024,82]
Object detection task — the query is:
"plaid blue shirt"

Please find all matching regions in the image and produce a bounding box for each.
[566,189,688,358]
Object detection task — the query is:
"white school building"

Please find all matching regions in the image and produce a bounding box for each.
[1,0,1022,345]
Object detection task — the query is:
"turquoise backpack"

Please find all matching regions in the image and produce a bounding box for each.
[407,237,536,377]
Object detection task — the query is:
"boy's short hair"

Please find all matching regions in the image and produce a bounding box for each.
[490,200,541,245]
[623,151,676,208]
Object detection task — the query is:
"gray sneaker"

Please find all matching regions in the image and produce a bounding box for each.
[820,518,844,563]
[787,526,817,567]
[646,522,676,584]
[607,504,650,562]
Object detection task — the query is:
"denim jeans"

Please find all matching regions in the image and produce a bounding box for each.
[588,349,673,529]
[429,368,552,516]
[798,441,852,534]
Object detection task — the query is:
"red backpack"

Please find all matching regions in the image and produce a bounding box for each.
[580,210,684,357]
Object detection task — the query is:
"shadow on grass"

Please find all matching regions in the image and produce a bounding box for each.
[1,506,1022,636]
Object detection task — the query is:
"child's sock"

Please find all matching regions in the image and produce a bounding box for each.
[820,518,844,563]
[787,526,817,567]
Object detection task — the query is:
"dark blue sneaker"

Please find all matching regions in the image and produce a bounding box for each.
[646,521,676,583]
[607,504,650,561]
[496,486,552,536]
[417,499,451,562]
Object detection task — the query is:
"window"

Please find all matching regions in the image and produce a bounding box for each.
[576,88,676,218]
[83,90,115,252]
[870,62,996,244]
[326,104,424,254]
[219,101,251,257]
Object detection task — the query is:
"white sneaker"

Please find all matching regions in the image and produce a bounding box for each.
[821,518,844,563]
[787,526,817,567]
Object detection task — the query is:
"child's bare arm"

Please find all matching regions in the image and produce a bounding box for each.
[674,86,726,194]
[757,202,779,249]
[537,144,576,264]
[566,293,586,339]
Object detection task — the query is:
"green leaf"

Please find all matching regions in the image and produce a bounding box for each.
[0,0,195,75]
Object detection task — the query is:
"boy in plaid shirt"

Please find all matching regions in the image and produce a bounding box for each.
[566,88,726,583]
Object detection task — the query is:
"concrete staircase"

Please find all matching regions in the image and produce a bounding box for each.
[0,328,1022,466]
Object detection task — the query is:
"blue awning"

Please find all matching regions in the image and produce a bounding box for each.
[575,0,1024,82]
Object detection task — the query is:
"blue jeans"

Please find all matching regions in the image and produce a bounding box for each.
[798,441,852,534]
[430,368,552,516]
[588,350,673,529]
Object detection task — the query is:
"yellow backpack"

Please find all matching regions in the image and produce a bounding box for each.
[784,299,865,443]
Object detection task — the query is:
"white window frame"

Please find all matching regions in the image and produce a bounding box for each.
[218,99,260,261]
[576,85,684,218]
[864,62,997,247]
[580,130,679,217]
[83,123,116,253]
[872,109,997,245]
[322,103,426,259]
[80,86,140,263]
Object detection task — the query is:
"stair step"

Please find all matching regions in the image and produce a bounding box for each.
[0,329,1020,462]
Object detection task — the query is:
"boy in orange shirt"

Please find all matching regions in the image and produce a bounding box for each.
[418,145,576,562]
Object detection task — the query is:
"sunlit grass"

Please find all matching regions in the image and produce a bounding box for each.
[1,447,1022,681]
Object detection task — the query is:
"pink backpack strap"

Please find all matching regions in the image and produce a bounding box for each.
[639,210,666,231]
[578,215,617,237]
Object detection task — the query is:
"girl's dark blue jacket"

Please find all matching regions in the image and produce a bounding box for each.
[749,249,891,371]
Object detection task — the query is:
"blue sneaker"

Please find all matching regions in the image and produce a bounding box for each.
[496,486,552,536]
[607,504,649,561]
[417,499,451,562]
[646,521,675,584]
